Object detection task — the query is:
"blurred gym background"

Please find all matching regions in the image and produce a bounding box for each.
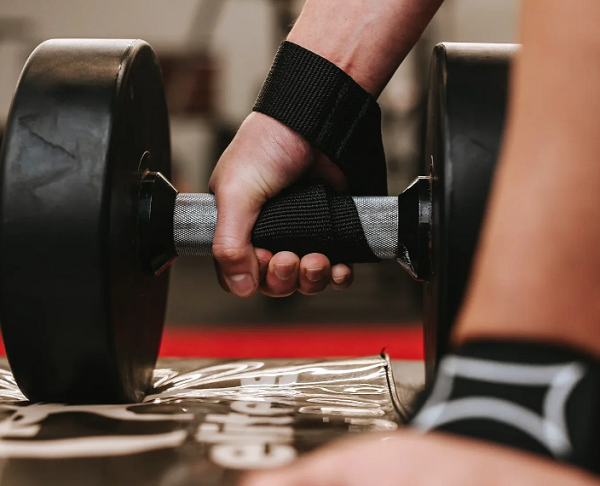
[0,0,519,358]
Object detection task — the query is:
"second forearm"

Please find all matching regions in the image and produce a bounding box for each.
[454,0,600,354]
[288,0,444,97]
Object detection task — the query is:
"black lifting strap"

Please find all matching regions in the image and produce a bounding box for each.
[252,183,380,264]
[253,41,388,197]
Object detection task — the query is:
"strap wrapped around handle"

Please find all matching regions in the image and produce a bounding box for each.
[251,183,380,263]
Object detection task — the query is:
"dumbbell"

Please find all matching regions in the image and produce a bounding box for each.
[0,39,515,404]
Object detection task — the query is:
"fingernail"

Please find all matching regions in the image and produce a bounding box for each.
[306,267,324,282]
[228,274,255,297]
[274,263,296,280]
[332,275,347,285]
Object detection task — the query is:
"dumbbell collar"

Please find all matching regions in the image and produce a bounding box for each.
[138,171,178,275]
[397,176,432,281]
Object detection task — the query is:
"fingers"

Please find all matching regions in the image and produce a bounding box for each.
[215,243,354,297]
[208,112,355,299]
[209,113,315,298]
[239,434,371,486]
[256,248,272,282]
[298,253,331,295]
[215,248,271,293]
[241,470,308,486]
[258,253,354,296]
[242,431,600,486]
[331,263,353,290]
[211,185,262,298]
[261,251,300,297]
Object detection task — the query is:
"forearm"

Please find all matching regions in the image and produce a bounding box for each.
[455,0,600,353]
[288,0,444,97]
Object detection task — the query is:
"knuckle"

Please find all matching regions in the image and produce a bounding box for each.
[212,243,247,264]
[208,171,219,193]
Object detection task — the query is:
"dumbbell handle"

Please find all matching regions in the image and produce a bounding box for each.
[140,172,429,280]
[173,193,399,260]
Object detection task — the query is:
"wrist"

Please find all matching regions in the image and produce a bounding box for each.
[287,35,379,96]
[287,30,384,97]
[287,0,443,97]
[252,41,388,196]
[245,111,314,165]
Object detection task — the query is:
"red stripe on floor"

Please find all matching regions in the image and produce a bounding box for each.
[159,325,423,360]
[0,325,424,360]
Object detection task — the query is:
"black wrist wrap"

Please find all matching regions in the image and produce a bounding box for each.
[253,41,387,196]
[411,340,600,473]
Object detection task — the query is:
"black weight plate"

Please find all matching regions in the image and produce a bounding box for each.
[423,43,518,381]
[0,39,171,403]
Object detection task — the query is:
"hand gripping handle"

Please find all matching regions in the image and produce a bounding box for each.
[173,184,398,263]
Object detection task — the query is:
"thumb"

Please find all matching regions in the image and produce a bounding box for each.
[212,185,262,298]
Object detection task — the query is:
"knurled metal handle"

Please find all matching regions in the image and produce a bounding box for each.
[173,193,398,260]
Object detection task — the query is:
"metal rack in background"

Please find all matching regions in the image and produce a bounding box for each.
[161,0,225,116]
